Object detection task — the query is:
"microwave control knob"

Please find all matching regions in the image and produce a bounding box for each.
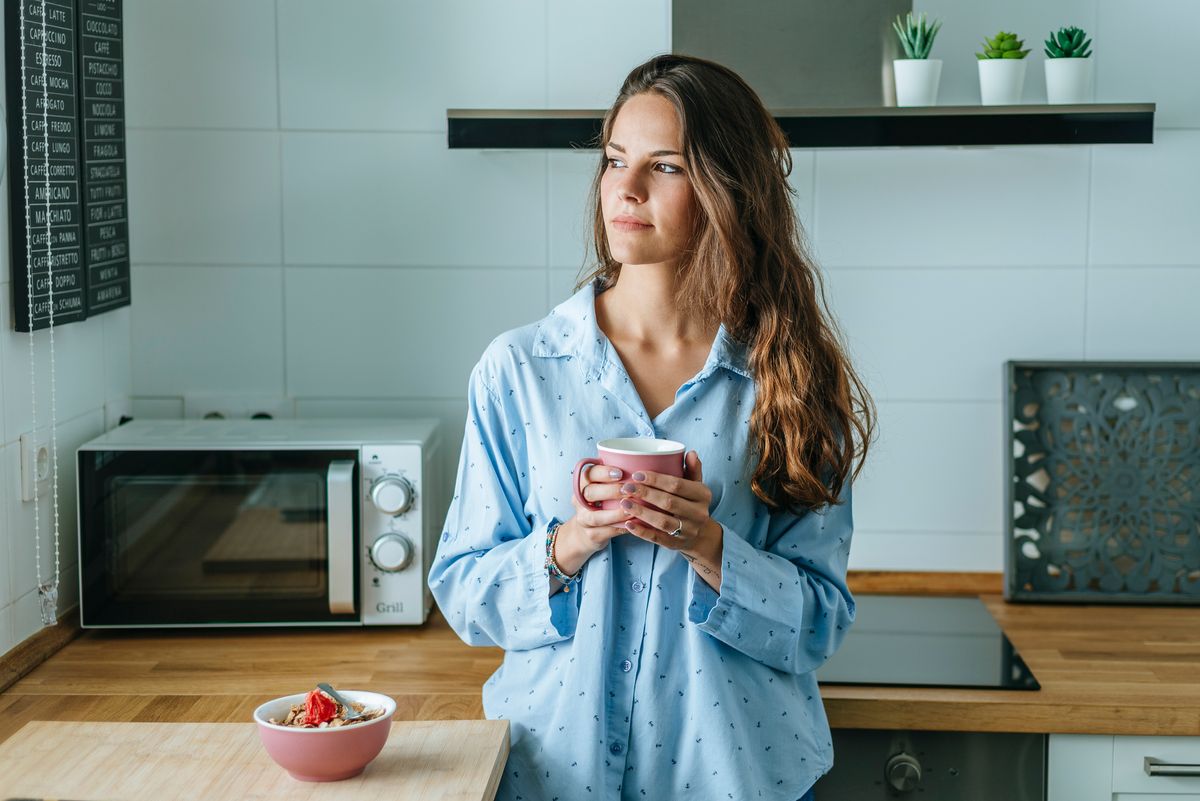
[885,752,922,792]
[369,475,414,515]
[370,533,413,572]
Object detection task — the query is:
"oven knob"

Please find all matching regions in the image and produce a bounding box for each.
[369,475,414,515]
[370,533,413,572]
[885,752,922,792]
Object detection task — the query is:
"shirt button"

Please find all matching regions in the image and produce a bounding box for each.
[631,580,644,593]
[621,659,632,672]
[610,742,623,755]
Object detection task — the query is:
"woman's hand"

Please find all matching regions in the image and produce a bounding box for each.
[620,451,724,572]
[557,464,638,573]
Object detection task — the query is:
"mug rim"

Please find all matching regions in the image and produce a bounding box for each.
[598,437,685,456]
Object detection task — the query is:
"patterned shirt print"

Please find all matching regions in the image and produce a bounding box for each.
[428,278,856,801]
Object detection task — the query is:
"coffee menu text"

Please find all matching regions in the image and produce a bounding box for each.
[5,0,130,332]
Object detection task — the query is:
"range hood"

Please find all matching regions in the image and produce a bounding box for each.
[449,0,1154,149]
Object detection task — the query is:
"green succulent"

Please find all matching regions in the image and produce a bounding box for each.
[1045,26,1092,58]
[892,12,942,59]
[976,31,1030,59]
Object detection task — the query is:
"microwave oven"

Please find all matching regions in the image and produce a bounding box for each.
[76,417,442,628]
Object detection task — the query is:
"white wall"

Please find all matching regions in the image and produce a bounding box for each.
[2,0,1197,658]
[0,10,133,654]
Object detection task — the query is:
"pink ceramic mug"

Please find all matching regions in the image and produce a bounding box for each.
[573,437,687,512]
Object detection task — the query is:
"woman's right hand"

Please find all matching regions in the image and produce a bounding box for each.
[556,465,635,573]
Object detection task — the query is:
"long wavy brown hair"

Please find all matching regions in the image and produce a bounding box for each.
[576,53,877,514]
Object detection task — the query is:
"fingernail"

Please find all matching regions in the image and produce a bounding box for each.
[621,483,636,494]
[620,499,634,511]
[632,471,646,481]
[608,468,623,479]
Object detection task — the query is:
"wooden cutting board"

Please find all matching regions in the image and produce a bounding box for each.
[0,719,509,800]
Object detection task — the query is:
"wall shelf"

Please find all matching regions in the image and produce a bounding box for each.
[447,103,1155,149]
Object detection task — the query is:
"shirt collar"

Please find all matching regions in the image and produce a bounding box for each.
[532,277,752,380]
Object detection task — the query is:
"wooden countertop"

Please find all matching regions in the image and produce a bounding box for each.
[1,591,1198,741]
[0,720,508,800]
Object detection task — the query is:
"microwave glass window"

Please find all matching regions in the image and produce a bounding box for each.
[109,473,325,599]
[78,448,360,625]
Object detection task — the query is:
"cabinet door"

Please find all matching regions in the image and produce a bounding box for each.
[1113,735,1200,797]
[1048,734,1112,801]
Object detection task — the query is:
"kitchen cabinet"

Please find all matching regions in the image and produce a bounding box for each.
[1050,734,1200,801]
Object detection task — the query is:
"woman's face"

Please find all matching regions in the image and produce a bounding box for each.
[600,92,696,269]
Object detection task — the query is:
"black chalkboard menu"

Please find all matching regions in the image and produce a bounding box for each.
[4,0,129,332]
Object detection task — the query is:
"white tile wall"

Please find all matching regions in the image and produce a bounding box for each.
[852,401,1005,536]
[130,265,285,396]
[1096,0,1200,129]
[848,532,1002,573]
[124,0,279,129]
[1086,267,1200,360]
[1090,131,1200,267]
[284,266,547,398]
[2,0,1196,660]
[547,1,671,108]
[281,133,547,268]
[0,605,12,658]
[277,0,547,131]
[126,130,283,265]
[814,145,1092,269]
[0,282,108,443]
[825,268,1086,401]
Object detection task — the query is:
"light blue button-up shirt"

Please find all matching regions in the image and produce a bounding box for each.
[428,278,856,801]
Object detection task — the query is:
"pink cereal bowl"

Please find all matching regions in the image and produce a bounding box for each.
[253,690,396,782]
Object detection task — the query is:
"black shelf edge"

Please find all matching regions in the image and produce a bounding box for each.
[447,103,1155,149]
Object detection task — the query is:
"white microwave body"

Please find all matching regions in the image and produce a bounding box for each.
[75,418,441,628]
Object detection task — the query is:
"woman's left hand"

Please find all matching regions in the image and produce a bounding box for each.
[619,450,723,564]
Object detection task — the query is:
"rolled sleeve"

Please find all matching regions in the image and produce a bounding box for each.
[687,481,856,675]
[427,360,582,651]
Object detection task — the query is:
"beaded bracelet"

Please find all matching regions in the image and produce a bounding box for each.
[544,521,581,592]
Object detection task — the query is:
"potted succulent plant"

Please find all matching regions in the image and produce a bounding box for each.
[1044,26,1093,103]
[892,12,943,106]
[976,30,1030,105]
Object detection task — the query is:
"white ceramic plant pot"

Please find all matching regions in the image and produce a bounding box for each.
[894,58,942,106]
[977,58,1027,105]
[1045,57,1093,104]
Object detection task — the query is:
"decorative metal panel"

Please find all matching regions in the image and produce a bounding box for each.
[1005,361,1200,604]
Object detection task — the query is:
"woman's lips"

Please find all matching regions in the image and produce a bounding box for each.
[612,218,653,232]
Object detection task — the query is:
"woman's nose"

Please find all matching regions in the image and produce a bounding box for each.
[616,171,646,202]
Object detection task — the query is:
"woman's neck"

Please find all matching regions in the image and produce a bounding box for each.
[597,265,717,347]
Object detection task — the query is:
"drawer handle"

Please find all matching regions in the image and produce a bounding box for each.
[1145,757,1200,777]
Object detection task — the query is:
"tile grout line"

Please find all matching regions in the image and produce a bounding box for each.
[1083,145,1094,360]
[275,0,289,399]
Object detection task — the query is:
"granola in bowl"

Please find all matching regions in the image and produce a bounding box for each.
[267,687,386,728]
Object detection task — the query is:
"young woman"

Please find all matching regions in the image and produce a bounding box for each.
[429,53,876,801]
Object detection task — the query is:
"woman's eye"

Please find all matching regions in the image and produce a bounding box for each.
[605,157,683,175]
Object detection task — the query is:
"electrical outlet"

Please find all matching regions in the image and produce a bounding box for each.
[183,393,295,420]
[20,431,53,502]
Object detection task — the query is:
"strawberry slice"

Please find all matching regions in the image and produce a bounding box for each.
[304,687,338,726]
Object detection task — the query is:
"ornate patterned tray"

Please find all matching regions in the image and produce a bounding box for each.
[1005,361,1200,604]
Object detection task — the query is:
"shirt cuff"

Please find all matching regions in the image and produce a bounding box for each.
[686,521,751,637]
[517,516,582,640]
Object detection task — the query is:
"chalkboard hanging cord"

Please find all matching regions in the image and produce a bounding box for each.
[18,0,63,628]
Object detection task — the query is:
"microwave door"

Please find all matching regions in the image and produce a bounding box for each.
[79,448,361,626]
[327,460,355,614]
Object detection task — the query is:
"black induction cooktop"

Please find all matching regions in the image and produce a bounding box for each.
[814,595,1041,691]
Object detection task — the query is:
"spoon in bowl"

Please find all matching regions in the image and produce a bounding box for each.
[316,682,367,721]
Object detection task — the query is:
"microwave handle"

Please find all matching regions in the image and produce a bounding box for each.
[327,460,356,615]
